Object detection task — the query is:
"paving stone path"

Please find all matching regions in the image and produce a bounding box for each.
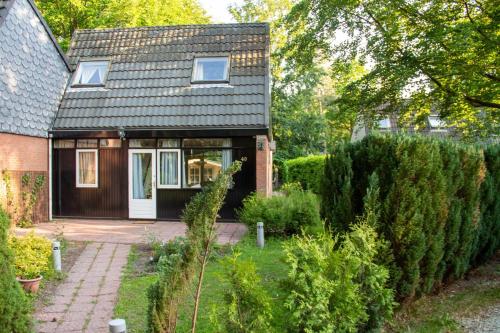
[36,242,130,333]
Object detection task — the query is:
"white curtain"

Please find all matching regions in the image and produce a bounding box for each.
[160,152,178,186]
[132,154,144,199]
[79,152,96,185]
[77,62,107,84]
[222,138,232,170]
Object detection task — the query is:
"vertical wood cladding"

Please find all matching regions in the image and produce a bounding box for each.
[53,145,128,218]
[53,136,256,220]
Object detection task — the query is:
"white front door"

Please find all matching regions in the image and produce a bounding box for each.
[129,149,156,219]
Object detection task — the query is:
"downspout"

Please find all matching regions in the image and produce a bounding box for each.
[48,134,53,221]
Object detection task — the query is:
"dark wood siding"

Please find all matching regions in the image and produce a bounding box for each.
[53,144,128,218]
[53,136,256,221]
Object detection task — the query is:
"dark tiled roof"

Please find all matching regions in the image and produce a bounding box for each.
[53,23,270,131]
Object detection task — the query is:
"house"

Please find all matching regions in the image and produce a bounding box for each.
[0,0,70,222]
[50,24,272,220]
[351,113,452,142]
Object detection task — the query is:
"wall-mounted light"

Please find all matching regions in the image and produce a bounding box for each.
[257,139,265,151]
[118,127,125,140]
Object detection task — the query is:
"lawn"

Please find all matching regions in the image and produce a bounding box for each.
[114,237,288,333]
[115,237,500,333]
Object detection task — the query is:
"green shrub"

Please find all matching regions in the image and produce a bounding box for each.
[321,134,489,301]
[8,231,53,280]
[282,223,394,332]
[237,188,322,237]
[211,253,273,333]
[284,155,326,193]
[0,208,32,332]
[471,144,500,266]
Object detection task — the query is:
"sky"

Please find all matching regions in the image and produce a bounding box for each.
[198,0,245,23]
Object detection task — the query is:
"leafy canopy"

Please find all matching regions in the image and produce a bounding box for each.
[35,0,210,50]
[285,0,500,139]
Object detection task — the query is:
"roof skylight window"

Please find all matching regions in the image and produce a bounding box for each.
[192,57,229,83]
[72,61,110,86]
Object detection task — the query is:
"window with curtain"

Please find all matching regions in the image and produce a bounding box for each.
[182,138,232,188]
[192,57,229,82]
[72,61,109,86]
[158,149,180,188]
[76,149,98,188]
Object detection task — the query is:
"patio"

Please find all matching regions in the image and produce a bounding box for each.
[15,219,248,245]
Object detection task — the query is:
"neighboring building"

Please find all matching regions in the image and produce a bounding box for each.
[50,24,272,220]
[0,0,70,222]
[351,113,453,142]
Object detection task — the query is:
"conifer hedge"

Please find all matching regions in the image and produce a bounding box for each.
[284,155,326,193]
[320,135,499,301]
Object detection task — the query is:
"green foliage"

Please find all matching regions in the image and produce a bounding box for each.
[321,134,492,301]
[147,162,242,333]
[35,0,210,50]
[8,231,53,280]
[237,187,322,237]
[211,252,273,333]
[0,208,32,332]
[284,155,325,193]
[471,144,500,265]
[282,223,394,332]
[147,237,193,333]
[285,0,500,140]
[18,174,45,228]
[321,144,353,232]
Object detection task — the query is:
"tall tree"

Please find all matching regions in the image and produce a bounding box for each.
[285,0,500,140]
[230,0,332,159]
[35,0,210,50]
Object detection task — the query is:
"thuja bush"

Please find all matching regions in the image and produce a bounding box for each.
[211,253,273,333]
[0,208,32,333]
[321,134,490,301]
[471,144,500,266]
[284,155,326,193]
[148,162,242,333]
[237,186,322,236]
[282,223,394,332]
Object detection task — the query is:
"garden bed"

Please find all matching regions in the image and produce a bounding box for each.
[114,237,287,333]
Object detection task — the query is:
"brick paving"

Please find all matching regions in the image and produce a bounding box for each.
[28,220,247,333]
[16,219,248,245]
[36,242,130,333]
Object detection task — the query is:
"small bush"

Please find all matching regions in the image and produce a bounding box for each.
[237,188,322,237]
[211,253,273,333]
[0,208,32,332]
[284,155,326,193]
[282,223,394,332]
[8,231,52,280]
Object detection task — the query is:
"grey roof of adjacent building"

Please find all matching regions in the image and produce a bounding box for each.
[0,0,70,69]
[53,23,271,131]
[0,0,70,137]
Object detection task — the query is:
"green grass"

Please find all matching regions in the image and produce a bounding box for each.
[114,245,157,333]
[114,237,287,333]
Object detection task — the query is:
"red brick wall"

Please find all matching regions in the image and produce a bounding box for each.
[255,135,272,197]
[0,133,49,223]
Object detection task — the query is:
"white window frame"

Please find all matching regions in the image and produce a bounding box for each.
[76,149,98,188]
[157,149,181,189]
[72,60,110,87]
[377,117,391,129]
[192,57,230,83]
